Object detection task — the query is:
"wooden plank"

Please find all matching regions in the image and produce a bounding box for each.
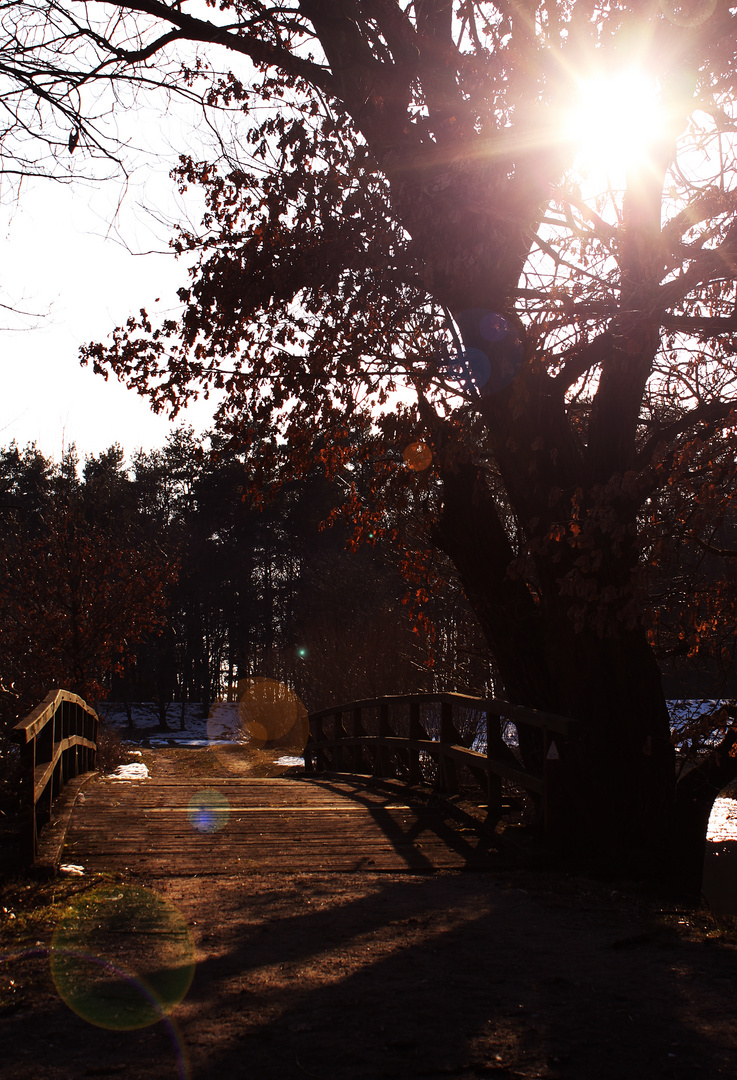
[60,754,501,876]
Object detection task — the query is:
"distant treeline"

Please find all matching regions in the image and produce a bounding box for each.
[0,429,495,730]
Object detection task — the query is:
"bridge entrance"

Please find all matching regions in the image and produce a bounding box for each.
[61,745,502,877]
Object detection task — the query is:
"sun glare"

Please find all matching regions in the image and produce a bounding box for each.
[563,69,663,185]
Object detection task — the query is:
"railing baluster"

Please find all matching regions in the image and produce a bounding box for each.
[408,701,422,784]
[485,709,503,824]
[437,701,459,793]
[376,702,390,777]
[306,692,577,841]
[352,707,364,772]
[333,709,344,772]
[12,689,100,864]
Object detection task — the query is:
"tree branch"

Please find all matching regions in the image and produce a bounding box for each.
[660,313,737,335]
[553,331,613,394]
[637,398,737,471]
[693,537,737,558]
[97,0,337,96]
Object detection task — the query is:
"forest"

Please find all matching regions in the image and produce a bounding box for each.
[0,429,494,729]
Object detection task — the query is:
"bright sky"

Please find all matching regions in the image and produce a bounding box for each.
[0,82,221,465]
[0,50,674,465]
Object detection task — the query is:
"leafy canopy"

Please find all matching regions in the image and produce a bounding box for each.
[5,1,737,676]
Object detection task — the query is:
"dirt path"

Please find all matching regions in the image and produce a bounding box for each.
[2,750,737,1079]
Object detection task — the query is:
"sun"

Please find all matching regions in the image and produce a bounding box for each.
[562,68,663,185]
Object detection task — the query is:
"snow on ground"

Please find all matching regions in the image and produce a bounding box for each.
[96,701,306,764]
[95,698,732,759]
[98,701,245,745]
[668,699,732,742]
[107,761,150,781]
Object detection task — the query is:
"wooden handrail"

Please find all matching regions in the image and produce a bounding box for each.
[11,689,99,862]
[305,692,578,837]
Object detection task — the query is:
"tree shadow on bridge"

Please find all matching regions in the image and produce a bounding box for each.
[294,771,502,873]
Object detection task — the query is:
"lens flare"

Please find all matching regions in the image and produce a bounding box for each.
[403,441,433,471]
[187,789,230,833]
[479,311,509,343]
[51,884,195,1030]
[237,678,309,754]
[206,699,242,744]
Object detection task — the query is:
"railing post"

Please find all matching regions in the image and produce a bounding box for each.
[437,701,459,794]
[20,739,37,863]
[408,701,422,784]
[333,709,345,772]
[376,703,390,777]
[61,700,70,783]
[91,707,98,771]
[485,710,503,824]
[543,726,563,842]
[313,716,326,771]
[72,701,80,778]
[304,725,315,772]
[352,707,364,773]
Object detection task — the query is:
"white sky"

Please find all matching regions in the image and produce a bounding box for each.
[0,174,219,464]
[0,77,224,465]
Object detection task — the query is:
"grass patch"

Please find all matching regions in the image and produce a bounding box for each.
[0,871,124,1014]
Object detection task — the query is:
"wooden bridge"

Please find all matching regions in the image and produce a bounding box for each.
[11,689,578,875]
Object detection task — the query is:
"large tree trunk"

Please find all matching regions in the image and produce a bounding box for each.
[540,623,675,862]
[433,447,676,869]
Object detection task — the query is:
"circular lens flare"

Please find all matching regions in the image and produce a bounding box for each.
[51,884,195,1030]
[403,441,433,471]
[187,789,230,833]
[660,0,716,25]
[237,678,309,753]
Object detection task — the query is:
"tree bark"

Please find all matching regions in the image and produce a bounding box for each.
[433,440,677,864]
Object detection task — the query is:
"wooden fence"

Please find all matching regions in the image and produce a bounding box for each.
[11,689,98,861]
[305,692,578,836]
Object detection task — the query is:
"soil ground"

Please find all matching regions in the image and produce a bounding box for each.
[2,746,737,1079]
[3,864,737,1080]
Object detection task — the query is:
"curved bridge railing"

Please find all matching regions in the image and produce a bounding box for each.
[305,692,577,837]
[11,689,99,861]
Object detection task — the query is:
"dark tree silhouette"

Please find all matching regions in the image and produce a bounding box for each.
[0,444,176,718]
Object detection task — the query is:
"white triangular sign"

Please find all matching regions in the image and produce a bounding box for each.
[546,740,560,760]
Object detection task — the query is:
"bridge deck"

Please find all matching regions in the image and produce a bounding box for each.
[60,745,500,876]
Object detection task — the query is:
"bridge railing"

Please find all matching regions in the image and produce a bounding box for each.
[305,692,577,836]
[11,689,99,861]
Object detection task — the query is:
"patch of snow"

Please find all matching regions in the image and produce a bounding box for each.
[108,761,150,781]
[59,864,85,876]
[274,754,304,767]
[97,701,249,747]
[707,789,737,842]
[144,737,237,748]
